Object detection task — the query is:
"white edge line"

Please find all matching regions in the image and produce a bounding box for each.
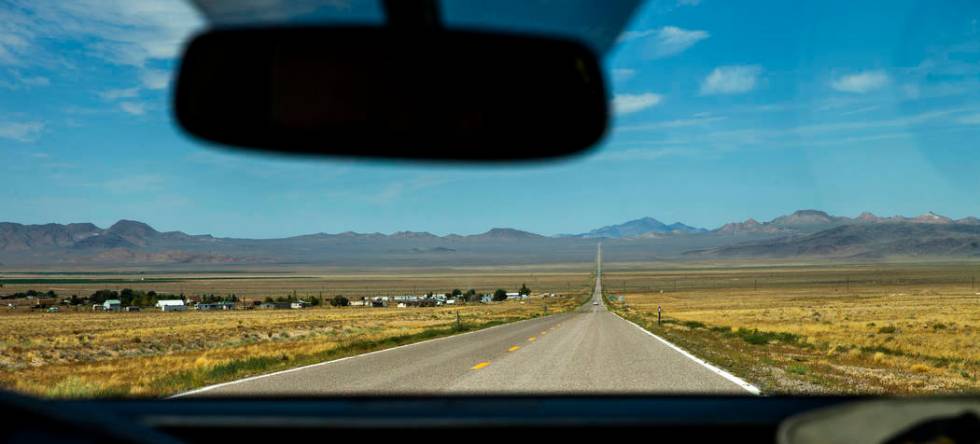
[612,312,762,396]
[167,314,552,399]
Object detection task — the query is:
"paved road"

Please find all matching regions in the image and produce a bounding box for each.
[181,245,755,396]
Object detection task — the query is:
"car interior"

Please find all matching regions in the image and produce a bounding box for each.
[1,0,979,443]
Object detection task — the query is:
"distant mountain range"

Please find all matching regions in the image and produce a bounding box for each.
[1,210,978,266]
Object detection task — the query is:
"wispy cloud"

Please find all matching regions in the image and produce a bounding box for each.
[617,114,726,132]
[0,120,43,142]
[140,68,170,89]
[612,93,663,114]
[957,113,980,125]
[99,87,140,100]
[700,65,762,95]
[612,68,636,82]
[0,70,50,89]
[119,101,146,115]
[594,147,693,162]
[831,70,890,93]
[619,26,710,59]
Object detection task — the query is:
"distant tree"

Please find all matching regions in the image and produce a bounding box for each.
[264,296,274,303]
[89,289,118,304]
[309,296,321,306]
[330,295,350,307]
[493,289,508,301]
[451,289,463,297]
[69,294,83,306]
[519,283,531,296]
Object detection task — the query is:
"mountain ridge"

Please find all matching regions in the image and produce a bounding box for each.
[1,210,978,265]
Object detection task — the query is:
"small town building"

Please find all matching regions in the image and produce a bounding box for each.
[290,301,308,309]
[156,299,187,312]
[480,294,493,304]
[197,302,235,310]
[103,299,122,311]
[506,292,528,300]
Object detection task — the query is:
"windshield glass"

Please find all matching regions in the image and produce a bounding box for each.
[1,0,979,398]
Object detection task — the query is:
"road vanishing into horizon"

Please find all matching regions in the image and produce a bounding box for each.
[179,245,757,396]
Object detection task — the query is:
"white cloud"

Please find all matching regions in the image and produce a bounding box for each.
[0,0,200,106]
[700,65,762,95]
[0,71,50,89]
[619,26,709,59]
[612,93,664,114]
[100,87,140,100]
[612,68,636,82]
[27,0,203,67]
[140,68,170,89]
[831,70,890,93]
[0,120,44,142]
[119,101,146,115]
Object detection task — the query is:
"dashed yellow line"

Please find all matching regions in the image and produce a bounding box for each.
[471,361,490,370]
[528,337,536,342]
[507,345,521,352]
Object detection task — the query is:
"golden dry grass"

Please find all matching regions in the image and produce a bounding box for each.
[0,267,589,398]
[604,261,980,394]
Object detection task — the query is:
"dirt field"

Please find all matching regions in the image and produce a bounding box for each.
[0,266,591,398]
[603,261,980,394]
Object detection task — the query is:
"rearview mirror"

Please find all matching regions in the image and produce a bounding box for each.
[174,27,608,161]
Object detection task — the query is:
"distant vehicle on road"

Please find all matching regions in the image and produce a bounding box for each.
[593,301,599,305]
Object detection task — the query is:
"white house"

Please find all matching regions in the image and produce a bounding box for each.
[480,294,493,304]
[156,299,186,311]
[506,292,528,300]
[290,301,308,309]
[103,299,122,311]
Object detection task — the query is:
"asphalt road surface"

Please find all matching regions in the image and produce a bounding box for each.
[180,245,757,396]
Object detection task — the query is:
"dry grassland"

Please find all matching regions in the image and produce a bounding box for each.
[0,267,589,398]
[604,261,980,394]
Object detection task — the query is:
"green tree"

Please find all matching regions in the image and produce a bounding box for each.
[519,283,531,296]
[330,295,350,307]
[451,289,462,297]
[493,289,508,301]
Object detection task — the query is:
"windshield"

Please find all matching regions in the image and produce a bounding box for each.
[1,0,979,398]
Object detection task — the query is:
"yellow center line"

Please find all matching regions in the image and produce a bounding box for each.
[507,345,521,352]
[471,361,490,370]
[528,337,536,342]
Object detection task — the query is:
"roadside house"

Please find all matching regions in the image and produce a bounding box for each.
[156,299,187,312]
[197,302,236,311]
[506,292,528,300]
[259,302,290,309]
[103,299,122,311]
[290,301,308,309]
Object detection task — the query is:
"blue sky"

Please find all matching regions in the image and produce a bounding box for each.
[1,0,979,238]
